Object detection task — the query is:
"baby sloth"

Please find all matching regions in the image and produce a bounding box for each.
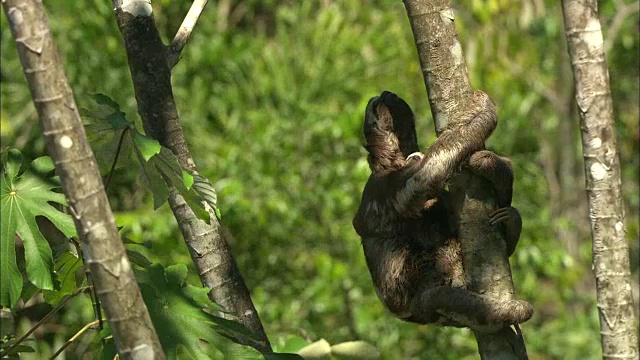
[353,91,533,327]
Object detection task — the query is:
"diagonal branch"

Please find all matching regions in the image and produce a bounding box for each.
[603,0,638,54]
[110,0,272,352]
[167,0,209,69]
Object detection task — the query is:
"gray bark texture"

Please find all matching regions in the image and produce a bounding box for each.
[111,0,272,352]
[1,0,165,358]
[561,1,639,359]
[403,0,529,358]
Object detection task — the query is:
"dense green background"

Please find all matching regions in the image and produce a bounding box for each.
[1,0,638,359]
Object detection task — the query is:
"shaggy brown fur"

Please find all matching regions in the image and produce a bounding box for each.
[353,91,532,327]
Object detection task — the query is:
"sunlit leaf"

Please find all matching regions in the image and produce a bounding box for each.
[0,150,77,307]
[191,172,219,219]
[138,151,169,209]
[131,129,161,162]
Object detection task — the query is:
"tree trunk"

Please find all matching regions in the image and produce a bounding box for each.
[403,0,529,358]
[561,1,639,359]
[2,1,164,358]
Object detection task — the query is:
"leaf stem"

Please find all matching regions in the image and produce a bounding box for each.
[50,319,102,359]
[1,286,89,356]
[104,127,130,192]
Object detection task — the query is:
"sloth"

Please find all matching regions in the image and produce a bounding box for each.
[353,90,533,327]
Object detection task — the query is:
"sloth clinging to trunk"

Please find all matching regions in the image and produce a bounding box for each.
[353,91,532,327]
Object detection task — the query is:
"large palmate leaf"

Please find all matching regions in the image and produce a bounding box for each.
[138,263,264,359]
[0,150,77,308]
[80,93,136,174]
[80,94,214,222]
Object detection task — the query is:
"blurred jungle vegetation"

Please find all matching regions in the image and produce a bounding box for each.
[1,0,638,358]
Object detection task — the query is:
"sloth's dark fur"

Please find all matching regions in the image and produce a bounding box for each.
[353,91,533,327]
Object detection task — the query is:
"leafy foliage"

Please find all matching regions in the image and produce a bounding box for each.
[81,94,211,221]
[136,263,268,359]
[42,251,83,305]
[0,150,76,307]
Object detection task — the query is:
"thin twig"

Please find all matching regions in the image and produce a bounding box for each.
[167,0,209,69]
[604,1,638,54]
[50,319,102,359]
[71,238,104,332]
[1,287,90,356]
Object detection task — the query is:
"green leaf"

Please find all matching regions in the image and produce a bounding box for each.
[19,281,39,304]
[137,148,210,221]
[92,93,121,110]
[276,336,309,353]
[164,264,188,287]
[183,171,194,190]
[122,234,152,248]
[0,338,35,357]
[139,263,220,359]
[1,150,77,307]
[43,251,83,305]
[125,248,153,268]
[84,126,133,175]
[83,93,130,130]
[138,149,171,209]
[3,149,23,178]
[131,129,161,162]
[95,326,117,360]
[80,94,134,174]
[0,183,21,309]
[179,187,211,223]
[138,263,265,359]
[105,112,130,130]
[151,148,185,189]
[191,172,220,219]
[151,150,209,221]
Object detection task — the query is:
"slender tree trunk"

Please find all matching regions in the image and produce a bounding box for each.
[1,0,164,358]
[402,1,528,358]
[110,0,271,352]
[561,1,639,359]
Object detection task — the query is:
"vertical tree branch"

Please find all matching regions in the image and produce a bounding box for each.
[403,1,472,134]
[403,0,528,358]
[110,0,271,352]
[1,1,164,358]
[561,1,639,359]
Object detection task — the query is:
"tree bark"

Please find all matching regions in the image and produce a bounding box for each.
[403,0,528,358]
[561,1,639,359]
[1,1,164,358]
[110,0,272,352]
